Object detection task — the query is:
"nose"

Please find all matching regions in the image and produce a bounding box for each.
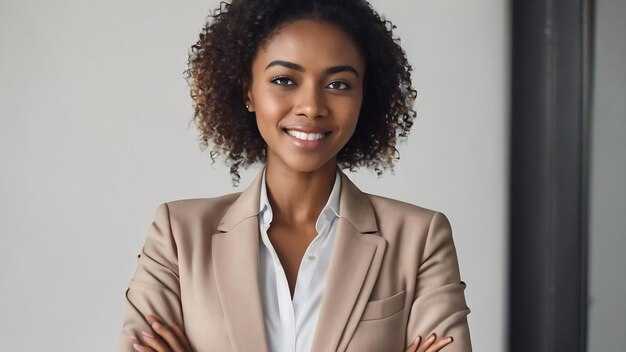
[293,82,329,119]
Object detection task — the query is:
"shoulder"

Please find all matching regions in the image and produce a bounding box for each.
[362,192,452,236]
[165,192,241,213]
[361,193,457,268]
[156,192,242,228]
[365,193,443,221]
[338,171,452,233]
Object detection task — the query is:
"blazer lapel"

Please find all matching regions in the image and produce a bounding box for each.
[310,171,387,352]
[212,169,270,352]
[211,168,385,352]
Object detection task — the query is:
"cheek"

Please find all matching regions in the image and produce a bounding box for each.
[337,100,362,133]
[341,87,363,124]
[254,113,278,145]
[253,88,291,123]
[252,102,281,138]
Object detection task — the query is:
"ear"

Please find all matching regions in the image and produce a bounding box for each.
[241,78,255,112]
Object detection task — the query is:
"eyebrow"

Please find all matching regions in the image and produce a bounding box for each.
[264,60,360,78]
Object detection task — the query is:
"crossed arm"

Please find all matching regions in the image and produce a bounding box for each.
[119,205,470,351]
[131,315,453,352]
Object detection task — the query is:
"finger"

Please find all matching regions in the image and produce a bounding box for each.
[140,330,171,352]
[170,322,193,351]
[405,335,421,352]
[425,336,453,352]
[416,333,436,352]
[147,315,185,352]
[132,335,157,352]
[132,342,157,352]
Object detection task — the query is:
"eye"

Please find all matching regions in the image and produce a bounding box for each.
[327,81,351,90]
[270,76,295,86]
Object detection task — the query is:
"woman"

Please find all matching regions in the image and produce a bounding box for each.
[118,1,472,351]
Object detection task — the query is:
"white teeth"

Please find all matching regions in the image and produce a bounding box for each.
[286,129,326,141]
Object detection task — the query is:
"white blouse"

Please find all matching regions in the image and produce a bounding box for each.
[257,168,341,352]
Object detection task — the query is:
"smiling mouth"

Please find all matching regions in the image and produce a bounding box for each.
[284,129,330,141]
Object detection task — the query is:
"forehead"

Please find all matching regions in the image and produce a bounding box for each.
[253,19,365,72]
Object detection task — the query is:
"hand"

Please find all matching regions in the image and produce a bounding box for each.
[132,315,193,352]
[405,333,453,352]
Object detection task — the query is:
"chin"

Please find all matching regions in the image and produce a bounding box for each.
[281,155,337,174]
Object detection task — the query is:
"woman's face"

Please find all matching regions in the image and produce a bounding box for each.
[245,19,365,174]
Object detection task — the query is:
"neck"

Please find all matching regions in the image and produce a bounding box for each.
[264,158,337,226]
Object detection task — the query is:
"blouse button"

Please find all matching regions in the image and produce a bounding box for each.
[307,255,316,261]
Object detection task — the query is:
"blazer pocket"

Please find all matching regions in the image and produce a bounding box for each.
[360,290,406,321]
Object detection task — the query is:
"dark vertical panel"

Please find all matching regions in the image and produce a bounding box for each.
[580,1,594,350]
[509,0,591,351]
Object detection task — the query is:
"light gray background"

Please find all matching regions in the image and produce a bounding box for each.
[587,0,626,350]
[0,1,509,351]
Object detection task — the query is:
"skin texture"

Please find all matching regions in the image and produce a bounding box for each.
[132,20,452,352]
[247,19,364,177]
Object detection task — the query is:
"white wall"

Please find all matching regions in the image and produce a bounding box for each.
[0,1,509,351]
[587,0,626,350]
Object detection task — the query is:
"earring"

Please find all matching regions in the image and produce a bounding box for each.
[246,104,249,110]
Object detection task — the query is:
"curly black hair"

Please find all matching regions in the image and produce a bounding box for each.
[186,0,417,185]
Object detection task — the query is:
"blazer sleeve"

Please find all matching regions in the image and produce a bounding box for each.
[117,203,183,351]
[405,211,472,351]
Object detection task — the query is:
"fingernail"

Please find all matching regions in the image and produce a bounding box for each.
[447,337,454,342]
[142,331,154,339]
[428,333,437,341]
[170,322,178,328]
[132,344,143,351]
[151,321,161,330]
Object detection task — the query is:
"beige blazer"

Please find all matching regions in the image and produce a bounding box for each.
[117,169,472,352]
